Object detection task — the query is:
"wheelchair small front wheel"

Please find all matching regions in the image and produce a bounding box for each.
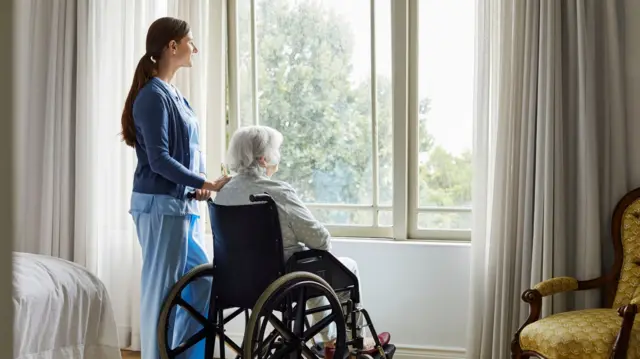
[243,272,347,359]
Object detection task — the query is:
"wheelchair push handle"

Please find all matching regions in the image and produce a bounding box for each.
[186,191,272,203]
[249,193,274,204]
[185,191,213,203]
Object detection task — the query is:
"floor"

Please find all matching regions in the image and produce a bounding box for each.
[121,350,140,359]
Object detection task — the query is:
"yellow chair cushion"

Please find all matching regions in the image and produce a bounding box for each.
[519,308,640,359]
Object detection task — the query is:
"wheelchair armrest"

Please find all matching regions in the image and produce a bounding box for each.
[286,249,331,271]
[286,249,327,269]
[290,249,327,260]
[286,249,361,302]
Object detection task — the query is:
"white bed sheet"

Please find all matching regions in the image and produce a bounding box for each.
[13,252,122,359]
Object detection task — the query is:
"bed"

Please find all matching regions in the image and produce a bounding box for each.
[13,252,122,359]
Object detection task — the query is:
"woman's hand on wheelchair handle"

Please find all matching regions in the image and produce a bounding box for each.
[202,175,231,192]
[194,188,211,201]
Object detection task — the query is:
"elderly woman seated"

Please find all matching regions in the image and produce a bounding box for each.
[214,125,391,357]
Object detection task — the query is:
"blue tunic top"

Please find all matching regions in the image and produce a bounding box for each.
[131,77,206,199]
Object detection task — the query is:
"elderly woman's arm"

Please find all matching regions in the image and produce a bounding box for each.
[279,184,332,251]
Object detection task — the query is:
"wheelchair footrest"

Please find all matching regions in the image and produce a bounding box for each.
[373,344,396,359]
[359,344,396,359]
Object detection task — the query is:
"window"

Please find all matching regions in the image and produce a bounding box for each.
[225,0,474,240]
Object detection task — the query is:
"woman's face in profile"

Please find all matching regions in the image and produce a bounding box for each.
[173,31,198,68]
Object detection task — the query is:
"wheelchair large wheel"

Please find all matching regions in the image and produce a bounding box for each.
[157,263,216,359]
[243,272,347,359]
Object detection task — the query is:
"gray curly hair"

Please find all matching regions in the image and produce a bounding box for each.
[225,125,284,174]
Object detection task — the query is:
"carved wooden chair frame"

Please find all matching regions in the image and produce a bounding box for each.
[511,187,640,359]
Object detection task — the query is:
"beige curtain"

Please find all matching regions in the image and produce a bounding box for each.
[466,1,633,358]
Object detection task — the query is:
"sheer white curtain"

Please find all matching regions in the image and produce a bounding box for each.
[467,1,634,358]
[14,0,227,350]
[14,0,78,258]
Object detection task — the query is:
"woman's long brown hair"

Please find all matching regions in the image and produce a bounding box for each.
[121,17,190,147]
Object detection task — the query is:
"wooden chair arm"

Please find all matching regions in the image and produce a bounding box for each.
[511,273,615,356]
[510,288,543,355]
[612,303,637,359]
[532,273,615,297]
[576,275,616,291]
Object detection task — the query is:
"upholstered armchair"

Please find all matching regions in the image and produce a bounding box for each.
[511,188,640,359]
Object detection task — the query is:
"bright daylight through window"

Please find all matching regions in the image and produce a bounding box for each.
[226,0,474,240]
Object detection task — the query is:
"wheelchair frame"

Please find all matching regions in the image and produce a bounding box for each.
[157,193,394,359]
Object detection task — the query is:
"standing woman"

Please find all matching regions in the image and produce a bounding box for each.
[121,17,230,359]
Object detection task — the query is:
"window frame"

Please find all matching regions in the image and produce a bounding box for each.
[223,0,472,241]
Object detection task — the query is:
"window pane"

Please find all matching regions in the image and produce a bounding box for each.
[237,0,255,126]
[309,208,373,226]
[378,210,392,227]
[417,0,473,209]
[417,211,471,230]
[376,0,393,207]
[253,0,373,205]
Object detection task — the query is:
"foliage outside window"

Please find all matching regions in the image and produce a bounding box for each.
[225,0,474,240]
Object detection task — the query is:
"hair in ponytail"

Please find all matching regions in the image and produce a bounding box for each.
[121,55,157,147]
[120,17,190,147]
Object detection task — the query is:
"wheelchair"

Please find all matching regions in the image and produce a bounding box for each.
[157,193,396,359]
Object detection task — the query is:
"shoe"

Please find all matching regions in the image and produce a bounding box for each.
[325,332,391,358]
[362,332,391,355]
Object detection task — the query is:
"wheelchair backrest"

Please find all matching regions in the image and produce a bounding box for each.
[208,194,285,310]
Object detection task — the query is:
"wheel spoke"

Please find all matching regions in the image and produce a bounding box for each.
[301,344,317,359]
[169,327,207,357]
[221,332,242,354]
[293,287,306,336]
[303,313,335,341]
[268,314,297,342]
[269,342,297,359]
[248,318,280,359]
[174,296,213,331]
[220,307,245,325]
[255,330,278,357]
[256,316,274,358]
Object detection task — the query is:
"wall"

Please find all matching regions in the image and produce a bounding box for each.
[217,239,470,359]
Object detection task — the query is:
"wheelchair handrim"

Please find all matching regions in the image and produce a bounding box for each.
[243,271,347,359]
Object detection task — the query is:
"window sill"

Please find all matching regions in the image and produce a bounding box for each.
[331,237,471,247]
[203,229,471,247]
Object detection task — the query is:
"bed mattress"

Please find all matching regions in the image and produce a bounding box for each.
[13,252,122,359]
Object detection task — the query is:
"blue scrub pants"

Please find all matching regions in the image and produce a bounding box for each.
[130,193,211,359]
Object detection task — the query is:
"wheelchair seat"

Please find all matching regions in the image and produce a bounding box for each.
[157,193,395,359]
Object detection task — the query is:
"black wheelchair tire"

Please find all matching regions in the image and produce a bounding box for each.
[243,271,347,359]
[157,263,215,359]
